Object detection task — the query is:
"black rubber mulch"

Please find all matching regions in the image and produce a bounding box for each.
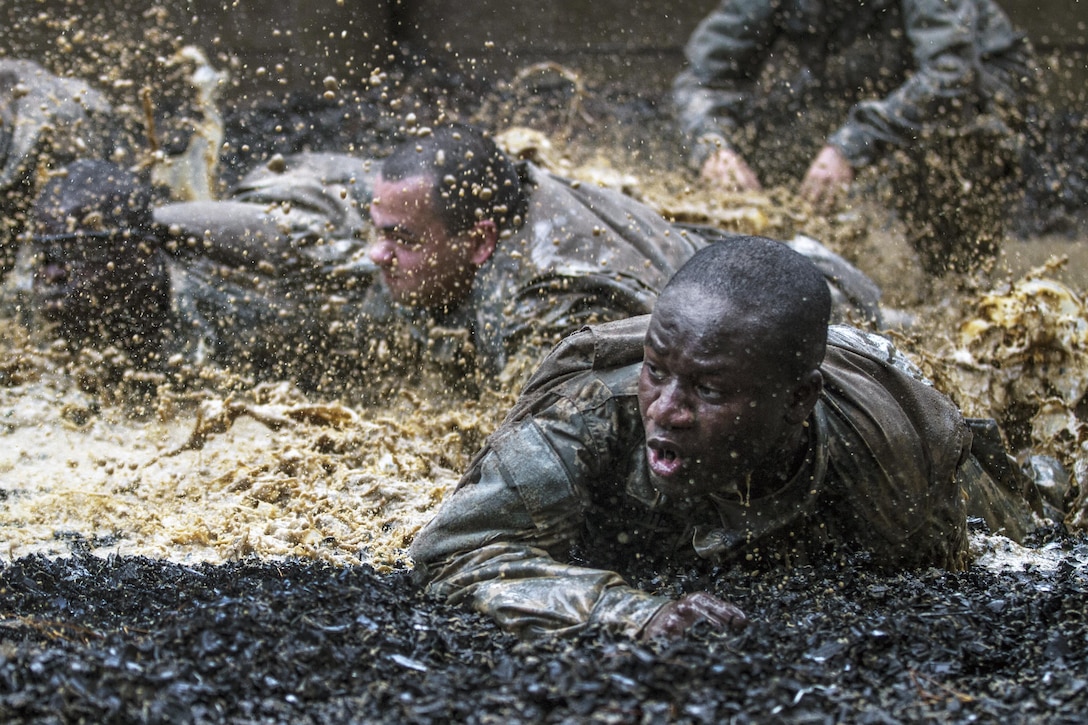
[0,526,1084,724]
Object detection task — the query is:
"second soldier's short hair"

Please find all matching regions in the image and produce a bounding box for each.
[379,123,528,236]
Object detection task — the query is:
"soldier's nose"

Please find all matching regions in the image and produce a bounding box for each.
[368,239,396,267]
[648,385,695,429]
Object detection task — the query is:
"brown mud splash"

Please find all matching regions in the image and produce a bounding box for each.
[0,327,507,569]
[3,147,1086,566]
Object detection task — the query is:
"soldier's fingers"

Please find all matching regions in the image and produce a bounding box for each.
[706,601,747,632]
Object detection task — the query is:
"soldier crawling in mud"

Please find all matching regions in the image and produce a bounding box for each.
[18,126,705,396]
[17,122,889,399]
[363,123,887,390]
[364,123,706,390]
[12,155,384,393]
[673,0,1036,275]
[410,237,1043,640]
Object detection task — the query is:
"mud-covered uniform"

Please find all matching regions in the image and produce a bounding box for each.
[14,146,884,396]
[155,158,706,392]
[411,316,1037,638]
[12,149,879,395]
[1,59,114,277]
[153,153,386,391]
[673,0,1035,273]
[399,162,885,389]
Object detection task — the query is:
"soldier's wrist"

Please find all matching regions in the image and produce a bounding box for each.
[590,587,672,639]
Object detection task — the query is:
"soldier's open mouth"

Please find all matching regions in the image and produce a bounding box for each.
[647,442,683,477]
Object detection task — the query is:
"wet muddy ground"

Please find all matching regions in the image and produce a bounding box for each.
[3,41,1088,722]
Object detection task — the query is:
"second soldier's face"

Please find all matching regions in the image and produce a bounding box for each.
[368,174,484,308]
[637,288,800,502]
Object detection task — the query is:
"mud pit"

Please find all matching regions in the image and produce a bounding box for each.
[3,7,1088,722]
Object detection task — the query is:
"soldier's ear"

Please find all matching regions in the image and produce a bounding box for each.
[469,220,498,265]
[785,369,822,424]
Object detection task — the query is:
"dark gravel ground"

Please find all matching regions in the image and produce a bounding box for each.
[0,525,1085,724]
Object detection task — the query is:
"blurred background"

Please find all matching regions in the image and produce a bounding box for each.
[3,1,1083,102]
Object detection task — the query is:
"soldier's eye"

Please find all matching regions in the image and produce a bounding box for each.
[379,229,423,249]
[696,384,725,402]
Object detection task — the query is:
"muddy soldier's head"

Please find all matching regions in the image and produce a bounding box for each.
[368,124,529,308]
[638,236,831,502]
[28,160,171,360]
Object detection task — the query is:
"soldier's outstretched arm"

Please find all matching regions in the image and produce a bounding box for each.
[154,201,298,269]
[410,432,669,639]
[827,0,998,168]
[671,0,778,166]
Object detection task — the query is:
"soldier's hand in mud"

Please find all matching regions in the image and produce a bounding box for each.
[641,592,747,640]
[700,148,763,193]
[800,144,854,211]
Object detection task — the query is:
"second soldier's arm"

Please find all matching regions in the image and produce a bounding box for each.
[828,0,1000,168]
[671,0,780,168]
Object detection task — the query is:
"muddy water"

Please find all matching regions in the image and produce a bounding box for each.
[1002,235,1088,288]
[0,344,505,569]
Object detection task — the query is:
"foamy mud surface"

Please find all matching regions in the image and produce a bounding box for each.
[0,347,507,570]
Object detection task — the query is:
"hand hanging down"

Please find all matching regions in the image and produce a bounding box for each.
[701,144,854,214]
[700,147,763,193]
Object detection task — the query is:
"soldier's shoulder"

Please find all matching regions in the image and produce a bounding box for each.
[524,316,649,389]
[501,317,648,423]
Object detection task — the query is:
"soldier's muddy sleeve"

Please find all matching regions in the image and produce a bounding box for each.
[828,0,994,167]
[410,396,670,638]
[671,0,779,167]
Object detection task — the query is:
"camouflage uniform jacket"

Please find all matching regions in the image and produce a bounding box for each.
[672,0,1032,169]
[450,162,706,378]
[410,316,973,638]
[156,159,703,386]
[0,59,113,195]
[150,158,876,389]
[2,59,114,274]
